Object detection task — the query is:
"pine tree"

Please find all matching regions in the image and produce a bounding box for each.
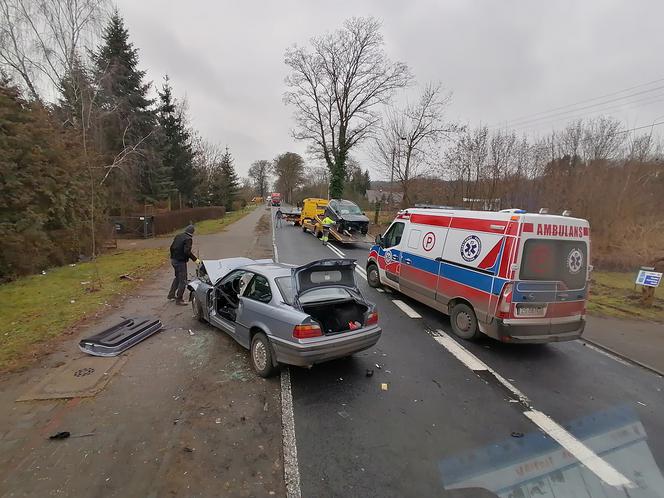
[157,76,195,204]
[91,10,164,206]
[211,147,240,211]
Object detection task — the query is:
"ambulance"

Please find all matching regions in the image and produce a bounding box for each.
[366,208,591,343]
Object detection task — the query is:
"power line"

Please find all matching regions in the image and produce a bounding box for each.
[493,76,664,128]
[498,84,664,129]
[511,93,664,132]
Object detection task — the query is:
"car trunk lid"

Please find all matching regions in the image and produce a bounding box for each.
[292,258,359,296]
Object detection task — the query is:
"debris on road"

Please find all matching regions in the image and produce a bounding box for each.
[511,431,524,438]
[637,401,647,407]
[79,317,162,357]
[366,369,374,377]
[375,363,382,369]
[215,418,222,424]
[183,447,194,453]
[49,431,70,440]
[189,329,194,336]
[380,383,389,391]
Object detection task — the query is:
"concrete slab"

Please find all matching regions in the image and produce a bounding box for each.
[16,355,127,401]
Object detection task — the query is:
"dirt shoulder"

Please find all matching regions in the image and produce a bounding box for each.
[0,206,285,498]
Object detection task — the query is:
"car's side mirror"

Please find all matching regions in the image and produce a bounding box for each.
[375,234,384,247]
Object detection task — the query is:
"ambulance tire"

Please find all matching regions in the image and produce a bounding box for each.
[367,263,381,288]
[450,303,480,341]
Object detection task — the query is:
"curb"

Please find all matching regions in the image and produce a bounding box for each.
[581,338,664,378]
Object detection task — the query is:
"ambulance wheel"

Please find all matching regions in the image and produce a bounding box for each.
[367,263,381,288]
[450,303,480,340]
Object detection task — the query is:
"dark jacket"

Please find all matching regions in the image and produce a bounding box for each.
[170,232,196,262]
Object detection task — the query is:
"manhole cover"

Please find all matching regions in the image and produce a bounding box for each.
[74,367,95,377]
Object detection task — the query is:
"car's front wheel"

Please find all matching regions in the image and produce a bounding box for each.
[367,263,381,288]
[250,332,278,378]
[191,293,205,323]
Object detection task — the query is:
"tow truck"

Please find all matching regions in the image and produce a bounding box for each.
[300,198,371,244]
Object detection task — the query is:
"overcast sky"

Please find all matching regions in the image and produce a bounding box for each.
[116,0,664,178]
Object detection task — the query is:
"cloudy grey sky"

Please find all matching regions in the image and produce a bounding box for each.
[116,0,664,178]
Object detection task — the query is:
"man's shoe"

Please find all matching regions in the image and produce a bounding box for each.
[167,295,175,301]
[175,300,188,306]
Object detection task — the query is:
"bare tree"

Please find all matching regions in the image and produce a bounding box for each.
[0,0,107,100]
[284,17,411,198]
[248,159,272,198]
[373,84,454,206]
[581,116,625,161]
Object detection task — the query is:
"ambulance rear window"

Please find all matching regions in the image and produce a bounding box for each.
[520,240,588,289]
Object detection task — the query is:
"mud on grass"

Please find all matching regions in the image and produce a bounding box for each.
[0,248,166,371]
[589,271,664,322]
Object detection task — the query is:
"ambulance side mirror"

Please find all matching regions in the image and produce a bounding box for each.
[375,234,384,247]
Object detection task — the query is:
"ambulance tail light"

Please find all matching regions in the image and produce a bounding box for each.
[497,283,514,318]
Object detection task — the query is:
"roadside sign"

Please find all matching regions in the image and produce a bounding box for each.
[636,270,662,288]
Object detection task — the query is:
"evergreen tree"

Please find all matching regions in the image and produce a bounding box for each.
[91,10,164,206]
[157,76,195,204]
[210,147,240,211]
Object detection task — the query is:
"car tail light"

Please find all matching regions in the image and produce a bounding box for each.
[293,323,322,339]
[365,311,379,326]
[497,283,513,318]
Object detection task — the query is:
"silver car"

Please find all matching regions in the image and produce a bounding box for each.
[187,258,382,377]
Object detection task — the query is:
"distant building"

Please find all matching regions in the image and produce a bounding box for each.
[366,189,404,205]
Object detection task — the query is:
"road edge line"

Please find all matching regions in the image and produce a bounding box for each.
[580,338,663,377]
[271,207,302,498]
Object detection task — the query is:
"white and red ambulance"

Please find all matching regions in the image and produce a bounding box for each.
[366,208,591,343]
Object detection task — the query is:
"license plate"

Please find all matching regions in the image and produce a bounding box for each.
[516,304,547,317]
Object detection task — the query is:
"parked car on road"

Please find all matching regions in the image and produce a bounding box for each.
[188,257,381,376]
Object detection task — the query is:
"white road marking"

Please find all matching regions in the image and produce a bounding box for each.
[271,209,301,498]
[355,269,367,281]
[392,300,422,319]
[433,329,633,489]
[524,410,633,488]
[325,243,345,258]
[581,341,632,367]
[280,367,302,498]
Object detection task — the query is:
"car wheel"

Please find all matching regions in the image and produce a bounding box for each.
[316,230,322,238]
[191,293,206,323]
[302,225,307,232]
[367,263,381,288]
[250,332,278,378]
[450,303,481,340]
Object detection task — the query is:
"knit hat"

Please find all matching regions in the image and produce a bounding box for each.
[185,224,195,234]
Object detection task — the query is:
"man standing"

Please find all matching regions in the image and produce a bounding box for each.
[275,208,284,228]
[320,215,335,245]
[168,224,200,305]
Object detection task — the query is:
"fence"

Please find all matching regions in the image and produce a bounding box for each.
[111,206,226,238]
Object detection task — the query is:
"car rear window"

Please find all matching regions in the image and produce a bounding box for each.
[520,239,588,289]
[299,287,351,304]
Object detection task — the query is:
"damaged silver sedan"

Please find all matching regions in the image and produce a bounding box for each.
[187,258,382,377]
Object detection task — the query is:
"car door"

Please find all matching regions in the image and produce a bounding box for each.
[235,273,274,349]
[209,269,248,336]
[400,220,449,302]
[379,221,405,285]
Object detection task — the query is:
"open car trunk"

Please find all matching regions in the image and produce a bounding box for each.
[302,299,368,335]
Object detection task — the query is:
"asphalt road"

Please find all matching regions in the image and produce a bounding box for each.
[273,205,664,498]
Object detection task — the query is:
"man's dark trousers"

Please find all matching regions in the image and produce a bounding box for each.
[168,259,188,300]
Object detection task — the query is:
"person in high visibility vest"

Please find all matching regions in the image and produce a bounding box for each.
[320,216,335,245]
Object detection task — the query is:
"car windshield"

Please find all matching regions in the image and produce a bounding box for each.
[337,201,362,215]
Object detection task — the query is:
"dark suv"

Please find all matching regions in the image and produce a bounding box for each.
[324,199,369,235]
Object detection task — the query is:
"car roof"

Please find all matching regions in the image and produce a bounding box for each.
[240,262,293,278]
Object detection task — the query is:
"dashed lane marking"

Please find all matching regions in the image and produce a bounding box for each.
[392,300,422,319]
[432,329,633,489]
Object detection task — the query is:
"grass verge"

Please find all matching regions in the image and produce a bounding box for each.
[160,206,256,238]
[0,248,166,371]
[589,271,664,322]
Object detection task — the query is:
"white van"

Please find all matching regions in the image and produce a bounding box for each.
[366,208,591,343]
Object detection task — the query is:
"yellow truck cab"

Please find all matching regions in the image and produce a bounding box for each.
[300,198,329,235]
